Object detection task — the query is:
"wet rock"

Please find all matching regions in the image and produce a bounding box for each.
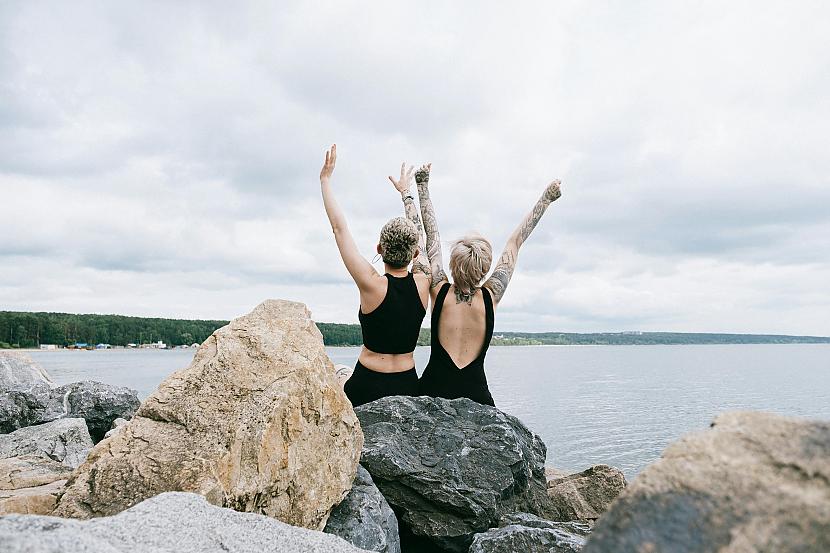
[48,381,140,442]
[0,456,70,515]
[582,411,830,553]
[324,465,401,553]
[55,300,363,531]
[0,417,93,469]
[1,491,372,552]
[0,353,54,433]
[546,464,626,521]
[469,513,591,553]
[356,396,553,552]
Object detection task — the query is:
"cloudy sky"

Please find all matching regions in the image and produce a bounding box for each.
[1,1,828,335]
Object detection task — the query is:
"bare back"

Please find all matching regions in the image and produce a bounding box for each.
[436,284,489,368]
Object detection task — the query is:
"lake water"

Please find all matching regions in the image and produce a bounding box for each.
[29,344,830,480]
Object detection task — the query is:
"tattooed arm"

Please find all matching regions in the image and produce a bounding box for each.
[388,163,431,278]
[484,180,562,304]
[415,164,449,290]
[320,144,379,289]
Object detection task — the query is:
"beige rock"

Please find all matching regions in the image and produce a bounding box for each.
[583,411,830,553]
[54,300,363,530]
[546,464,627,521]
[0,455,71,515]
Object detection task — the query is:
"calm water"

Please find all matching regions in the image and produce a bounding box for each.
[29,345,830,480]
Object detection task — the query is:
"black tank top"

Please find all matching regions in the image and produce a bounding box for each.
[358,272,426,354]
[418,283,496,406]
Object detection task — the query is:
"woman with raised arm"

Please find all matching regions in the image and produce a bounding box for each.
[319,145,431,407]
[416,164,562,406]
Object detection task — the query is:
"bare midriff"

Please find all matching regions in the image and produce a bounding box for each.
[358,346,416,373]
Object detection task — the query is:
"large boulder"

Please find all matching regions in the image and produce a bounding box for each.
[48,381,140,442]
[469,513,591,553]
[0,418,93,469]
[54,300,363,531]
[0,491,372,552]
[0,455,70,515]
[583,411,830,553]
[355,396,553,552]
[324,465,401,553]
[546,465,626,521]
[0,352,54,433]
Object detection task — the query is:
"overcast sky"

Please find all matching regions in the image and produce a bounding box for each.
[1,1,828,334]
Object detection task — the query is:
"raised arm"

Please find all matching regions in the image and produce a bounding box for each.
[415,164,449,289]
[319,144,378,289]
[388,163,431,278]
[484,180,562,304]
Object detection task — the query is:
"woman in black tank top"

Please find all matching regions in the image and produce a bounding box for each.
[414,165,563,406]
[320,146,431,407]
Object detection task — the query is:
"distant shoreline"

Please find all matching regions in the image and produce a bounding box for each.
[3,310,829,349]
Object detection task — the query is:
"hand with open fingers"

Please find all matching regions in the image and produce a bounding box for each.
[544,179,562,203]
[320,144,337,183]
[415,163,432,186]
[388,162,415,194]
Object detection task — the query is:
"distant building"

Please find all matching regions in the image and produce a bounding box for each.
[140,341,167,349]
[39,344,57,350]
[95,343,112,350]
[127,343,138,348]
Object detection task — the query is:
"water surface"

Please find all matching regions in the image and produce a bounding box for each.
[30,344,830,479]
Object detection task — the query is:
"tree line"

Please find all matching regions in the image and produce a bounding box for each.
[1,311,826,349]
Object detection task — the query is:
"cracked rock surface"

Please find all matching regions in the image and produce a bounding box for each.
[582,411,830,552]
[53,300,363,530]
[355,396,553,552]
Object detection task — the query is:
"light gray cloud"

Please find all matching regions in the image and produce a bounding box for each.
[1,1,829,335]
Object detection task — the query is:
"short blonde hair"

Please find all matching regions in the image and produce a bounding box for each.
[449,233,492,292]
[379,217,419,268]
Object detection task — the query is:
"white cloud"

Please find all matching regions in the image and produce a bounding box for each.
[1,1,829,335]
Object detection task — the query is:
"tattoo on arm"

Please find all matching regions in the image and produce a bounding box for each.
[417,181,448,288]
[401,194,430,277]
[485,249,516,303]
[485,190,555,303]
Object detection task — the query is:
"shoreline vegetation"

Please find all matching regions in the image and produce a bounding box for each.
[2,311,829,349]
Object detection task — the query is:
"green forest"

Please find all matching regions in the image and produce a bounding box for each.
[1,311,827,349]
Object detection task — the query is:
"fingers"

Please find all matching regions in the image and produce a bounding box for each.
[324,150,329,165]
[388,176,396,185]
[331,144,337,164]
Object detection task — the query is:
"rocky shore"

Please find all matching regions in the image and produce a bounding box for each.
[2,299,828,552]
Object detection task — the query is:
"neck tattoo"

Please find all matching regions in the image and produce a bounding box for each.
[454,286,476,305]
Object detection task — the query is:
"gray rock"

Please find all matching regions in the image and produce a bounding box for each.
[547,464,626,521]
[582,411,830,553]
[355,396,553,552]
[0,352,54,391]
[324,465,401,553]
[469,513,590,553]
[0,418,93,468]
[0,491,372,552]
[0,353,54,433]
[48,381,140,442]
[0,352,139,442]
